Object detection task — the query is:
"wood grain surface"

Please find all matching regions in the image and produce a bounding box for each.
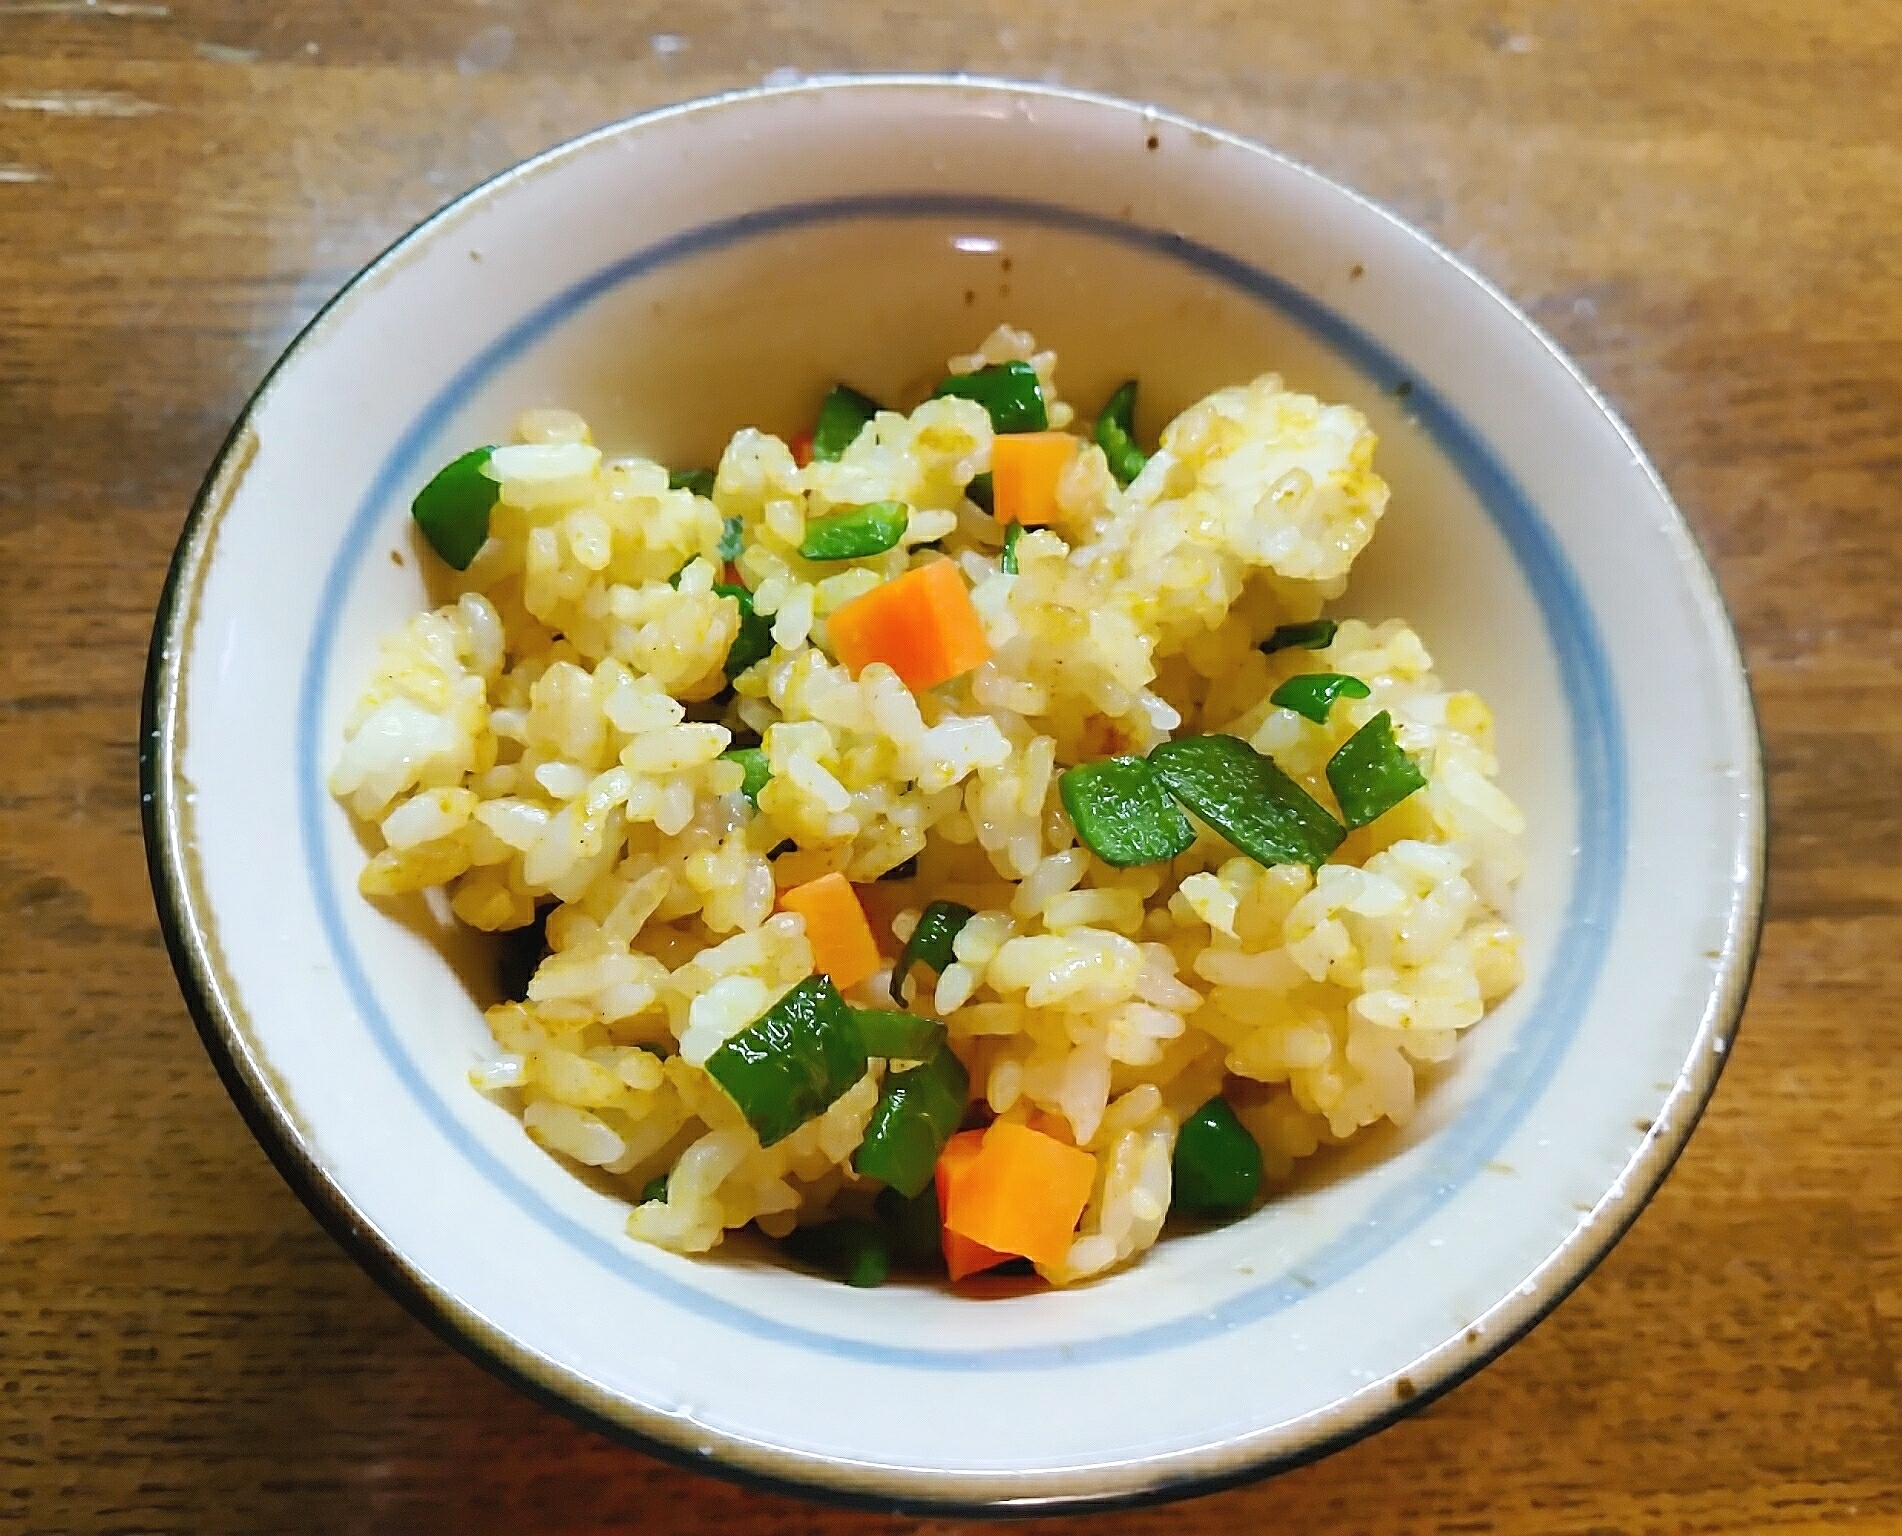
[4,2,1897,1531]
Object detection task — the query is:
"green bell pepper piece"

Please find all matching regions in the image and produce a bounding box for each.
[782,1217,891,1287]
[798,501,909,561]
[716,583,775,679]
[720,746,771,806]
[890,900,975,1006]
[1094,379,1147,487]
[412,446,500,570]
[1172,1095,1263,1212]
[811,384,883,462]
[874,1184,945,1270]
[933,360,1047,434]
[704,975,869,1148]
[1326,710,1428,829]
[1260,618,1338,655]
[1059,755,1196,868]
[1270,672,1372,724]
[495,905,550,1004]
[1148,734,1345,869]
[854,1045,969,1199]
[848,1009,947,1061]
[1001,519,1022,575]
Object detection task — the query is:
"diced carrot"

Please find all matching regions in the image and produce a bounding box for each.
[991,431,1077,526]
[778,871,881,992]
[1023,1107,1070,1141]
[825,558,992,693]
[723,561,745,588]
[791,430,815,468]
[944,1121,1098,1270]
[936,1130,1013,1281]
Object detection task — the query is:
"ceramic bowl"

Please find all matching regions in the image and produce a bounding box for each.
[142,77,1765,1512]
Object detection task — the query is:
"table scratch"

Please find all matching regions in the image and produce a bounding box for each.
[0,163,48,183]
[0,89,165,116]
[195,41,261,64]
[0,0,170,14]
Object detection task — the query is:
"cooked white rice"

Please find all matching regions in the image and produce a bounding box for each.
[331,325,1524,1285]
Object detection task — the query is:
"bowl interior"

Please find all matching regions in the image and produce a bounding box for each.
[150,79,1761,1509]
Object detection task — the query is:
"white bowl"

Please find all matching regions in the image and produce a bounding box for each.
[142,77,1765,1511]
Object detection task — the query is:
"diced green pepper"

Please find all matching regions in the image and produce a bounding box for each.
[1059,755,1196,868]
[1001,519,1022,575]
[716,583,775,679]
[1149,734,1345,869]
[965,472,995,513]
[798,501,909,561]
[411,446,500,570]
[933,360,1048,434]
[495,904,550,1004]
[781,1217,891,1287]
[811,384,883,462]
[721,746,771,806]
[704,975,869,1148]
[1094,379,1147,487]
[891,900,975,1006]
[854,1045,969,1198]
[1172,1095,1263,1212]
[639,1173,669,1205]
[1270,672,1372,724]
[717,515,745,561]
[1326,709,1428,829]
[874,1184,944,1270]
[848,1009,946,1061]
[668,467,717,498]
[878,854,920,882]
[1260,618,1339,655]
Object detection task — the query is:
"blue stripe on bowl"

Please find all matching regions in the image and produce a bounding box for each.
[296,192,1626,1372]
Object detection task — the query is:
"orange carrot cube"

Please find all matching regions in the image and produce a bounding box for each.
[991,431,1077,526]
[778,871,881,993]
[943,1121,1098,1270]
[936,1129,1013,1280]
[825,558,992,692]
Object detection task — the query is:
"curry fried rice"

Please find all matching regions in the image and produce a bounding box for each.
[329,325,1525,1289]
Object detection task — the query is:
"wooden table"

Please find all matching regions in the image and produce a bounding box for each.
[6,2,1896,1530]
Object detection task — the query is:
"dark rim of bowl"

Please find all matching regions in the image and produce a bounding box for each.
[140,74,1768,1516]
